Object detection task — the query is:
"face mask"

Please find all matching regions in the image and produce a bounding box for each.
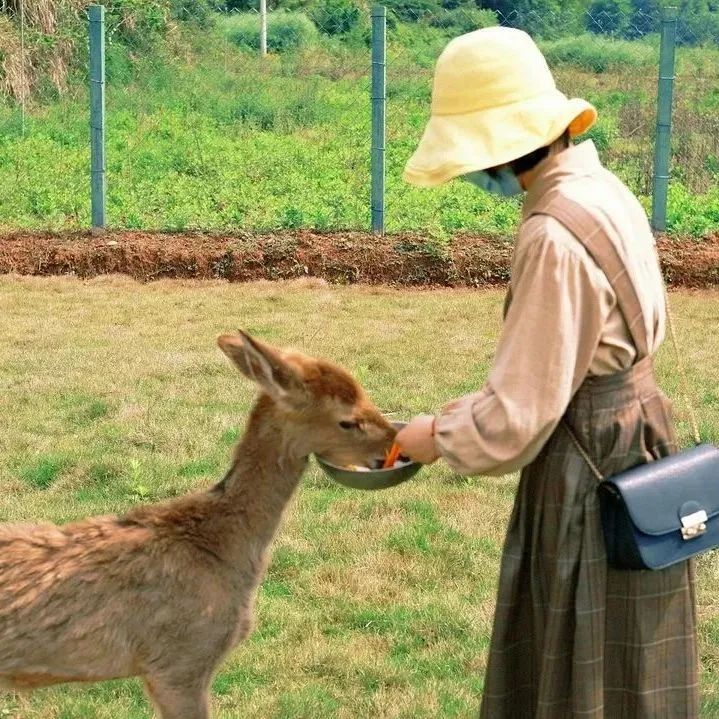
[462,166,523,197]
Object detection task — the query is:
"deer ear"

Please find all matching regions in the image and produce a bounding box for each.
[217,332,304,401]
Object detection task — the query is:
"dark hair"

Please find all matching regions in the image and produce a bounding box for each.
[487,130,571,179]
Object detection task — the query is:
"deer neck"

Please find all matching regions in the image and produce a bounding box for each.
[214,395,309,552]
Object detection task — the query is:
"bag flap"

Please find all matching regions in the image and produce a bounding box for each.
[600,444,719,536]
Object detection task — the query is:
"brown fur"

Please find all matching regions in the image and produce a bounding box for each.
[0,332,395,719]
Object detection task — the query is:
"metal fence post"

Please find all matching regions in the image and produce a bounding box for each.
[260,0,268,56]
[651,6,678,232]
[371,6,386,234]
[89,5,106,230]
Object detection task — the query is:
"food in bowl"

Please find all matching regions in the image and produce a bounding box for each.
[316,422,422,490]
[345,459,412,472]
[343,443,410,472]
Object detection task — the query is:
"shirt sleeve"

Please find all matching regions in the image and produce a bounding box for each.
[434,216,615,476]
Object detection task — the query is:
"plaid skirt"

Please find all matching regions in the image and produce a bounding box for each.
[479,357,699,719]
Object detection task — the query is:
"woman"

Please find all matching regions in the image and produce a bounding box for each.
[397,27,699,719]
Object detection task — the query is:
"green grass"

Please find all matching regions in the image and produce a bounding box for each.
[16,454,71,490]
[539,34,656,73]
[0,22,718,235]
[0,276,717,717]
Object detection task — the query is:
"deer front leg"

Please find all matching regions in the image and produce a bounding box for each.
[143,674,211,719]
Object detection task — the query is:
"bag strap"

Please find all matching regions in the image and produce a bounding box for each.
[530,195,702,476]
[563,421,606,482]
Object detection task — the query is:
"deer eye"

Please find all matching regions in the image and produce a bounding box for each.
[339,420,359,430]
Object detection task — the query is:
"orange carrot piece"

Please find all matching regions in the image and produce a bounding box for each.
[383,443,401,469]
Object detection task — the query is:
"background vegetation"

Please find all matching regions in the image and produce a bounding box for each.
[1,0,718,235]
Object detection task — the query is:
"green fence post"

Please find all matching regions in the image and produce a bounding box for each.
[652,6,678,232]
[371,6,386,234]
[260,0,268,56]
[89,5,106,230]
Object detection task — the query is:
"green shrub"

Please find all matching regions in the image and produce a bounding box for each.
[0,0,202,100]
[385,0,439,24]
[675,1,719,45]
[105,1,172,53]
[222,0,255,9]
[226,11,318,53]
[540,35,654,73]
[389,22,450,68]
[488,0,569,38]
[587,0,632,37]
[337,21,372,48]
[582,118,619,154]
[170,0,218,27]
[626,0,661,39]
[310,0,361,35]
[427,8,498,35]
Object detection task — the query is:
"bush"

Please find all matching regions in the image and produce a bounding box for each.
[625,0,661,39]
[540,35,654,73]
[587,0,632,37]
[485,0,568,37]
[222,0,255,9]
[170,0,218,27]
[107,1,171,53]
[427,8,498,34]
[338,20,372,48]
[0,0,192,100]
[676,3,719,46]
[226,11,318,53]
[385,0,439,24]
[310,0,361,35]
[389,22,450,68]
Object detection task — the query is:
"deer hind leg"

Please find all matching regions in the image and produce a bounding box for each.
[143,675,211,719]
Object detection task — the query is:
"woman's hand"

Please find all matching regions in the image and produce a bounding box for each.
[396,415,440,465]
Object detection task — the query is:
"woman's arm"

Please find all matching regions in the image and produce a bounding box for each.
[431,216,616,476]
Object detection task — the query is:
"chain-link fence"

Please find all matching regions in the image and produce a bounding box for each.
[0,2,717,236]
[372,4,718,236]
[1,1,91,227]
[670,18,719,236]
[100,3,371,232]
[0,0,372,231]
[382,5,675,235]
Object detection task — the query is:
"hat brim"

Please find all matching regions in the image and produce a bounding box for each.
[403,92,597,188]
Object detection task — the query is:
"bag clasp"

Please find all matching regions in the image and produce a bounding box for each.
[681,509,708,540]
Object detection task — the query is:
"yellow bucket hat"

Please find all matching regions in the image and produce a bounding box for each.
[404,27,597,188]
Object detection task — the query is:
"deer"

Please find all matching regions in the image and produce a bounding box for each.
[0,331,396,719]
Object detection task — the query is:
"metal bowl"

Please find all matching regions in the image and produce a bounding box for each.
[315,422,423,490]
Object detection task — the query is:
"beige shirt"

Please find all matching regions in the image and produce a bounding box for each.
[435,141,667,476]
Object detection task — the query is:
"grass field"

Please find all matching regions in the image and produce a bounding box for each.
[1,18,719,236]
[0,276,717,718]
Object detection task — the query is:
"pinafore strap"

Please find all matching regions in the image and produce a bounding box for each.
[530,194,651,362]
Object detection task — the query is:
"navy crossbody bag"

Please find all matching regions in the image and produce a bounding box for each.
[539,197,719,571]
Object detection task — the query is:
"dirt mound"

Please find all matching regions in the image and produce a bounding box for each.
[0,230,716,288]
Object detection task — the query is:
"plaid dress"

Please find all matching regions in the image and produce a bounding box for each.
[479,200,699,718]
